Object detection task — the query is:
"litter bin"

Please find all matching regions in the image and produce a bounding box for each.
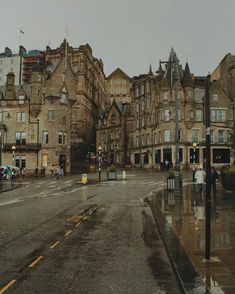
[167,177,175,191]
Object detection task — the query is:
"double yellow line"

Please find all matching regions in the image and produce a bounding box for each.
[0,204,100,293]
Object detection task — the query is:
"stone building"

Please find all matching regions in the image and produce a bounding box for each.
[106,68,131,104]
[44,40,107,170]
[0,40,107,174]
[0,47,23,86]
[128,49,233,169]
[22,50,44,84]
[96,100,131,165]
[96,49,234,169]
[0,72,41,170]
[211,53,235,162]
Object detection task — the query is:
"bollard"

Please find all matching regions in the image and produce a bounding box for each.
[122,170,126,180]
[82,173,88,185]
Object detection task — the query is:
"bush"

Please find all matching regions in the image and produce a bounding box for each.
[221,164,235,175]
[167,168,182,179]
[107,164,117,172]
[228,165,235,174]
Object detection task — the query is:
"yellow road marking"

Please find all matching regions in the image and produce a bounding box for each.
[64,230,72,237]
[67,215,84,222]
[75,222,80,227]
[50,241,60,249]
[28,256,43,268]
[0,279,16,294]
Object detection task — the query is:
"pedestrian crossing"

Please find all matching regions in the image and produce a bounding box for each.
[100,180,165,187]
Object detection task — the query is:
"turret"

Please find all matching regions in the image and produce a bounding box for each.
[31,63,43,104]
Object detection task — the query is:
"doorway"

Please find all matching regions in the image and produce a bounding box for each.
[59,154,66,174]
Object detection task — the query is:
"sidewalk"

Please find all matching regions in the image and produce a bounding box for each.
[148,182,235,293]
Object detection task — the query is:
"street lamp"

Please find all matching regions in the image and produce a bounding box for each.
[98,145,102,182]
[192,142,197,181]
[0,110,10,166]
[0,110,4,166]
[11,145,16,165]
[36,119,39,168]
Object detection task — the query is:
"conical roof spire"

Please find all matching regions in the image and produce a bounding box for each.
[165,48,177,87]
[164,47,183,88]
[148,65,153,76]
[182,62,193,87]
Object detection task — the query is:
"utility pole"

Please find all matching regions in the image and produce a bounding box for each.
[0,110,3,166]
[205,74,211,260]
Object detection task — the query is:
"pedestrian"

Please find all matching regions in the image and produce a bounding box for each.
[11,169,16,180]
[195,165,206,195]
[41,167,45,176]
[54,166,60,180]
[50,165,54,176]
[211,166,218,195]
[165,159,169,170]
[60,166,64,177]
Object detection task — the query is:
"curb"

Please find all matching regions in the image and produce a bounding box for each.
[147,187,210,294]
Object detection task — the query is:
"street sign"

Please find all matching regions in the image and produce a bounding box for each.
[82,173,88,185]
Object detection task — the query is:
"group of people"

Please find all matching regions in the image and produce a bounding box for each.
[34,165,64,179]
[0,167,22,180]
[51,165,64,179]
[160,159,172,170]
[194,165,218,194]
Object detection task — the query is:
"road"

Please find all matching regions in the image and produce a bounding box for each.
[0,172,182,294]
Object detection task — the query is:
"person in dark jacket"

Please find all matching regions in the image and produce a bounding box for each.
[211,167,218,195]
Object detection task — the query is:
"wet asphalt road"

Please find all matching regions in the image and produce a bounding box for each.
[0,172,182,294]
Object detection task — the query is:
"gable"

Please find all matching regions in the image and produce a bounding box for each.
[107,68,130,80]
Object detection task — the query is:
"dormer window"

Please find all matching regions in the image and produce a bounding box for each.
[111,114,116,125]
[60,86,68,103]
[18,94,25,104]
[163,92,168,101]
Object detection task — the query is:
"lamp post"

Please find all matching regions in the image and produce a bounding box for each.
[192,142,197,181]
[0,110,10,166]
[0,110,4,166]
[36,119,39,168]
[98,145,102,182]
[11,145,16,165]
[205,74,212,260]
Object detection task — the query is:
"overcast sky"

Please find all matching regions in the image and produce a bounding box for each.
[0,0,234,77]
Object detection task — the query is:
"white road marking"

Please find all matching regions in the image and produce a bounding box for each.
[0,199,23,206]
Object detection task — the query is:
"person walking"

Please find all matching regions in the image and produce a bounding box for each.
[195,165,206,195]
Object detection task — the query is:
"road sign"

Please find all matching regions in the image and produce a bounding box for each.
[82,173,88,185]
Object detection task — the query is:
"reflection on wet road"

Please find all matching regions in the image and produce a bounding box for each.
[150,184,235,293]
[0,180,20,193]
